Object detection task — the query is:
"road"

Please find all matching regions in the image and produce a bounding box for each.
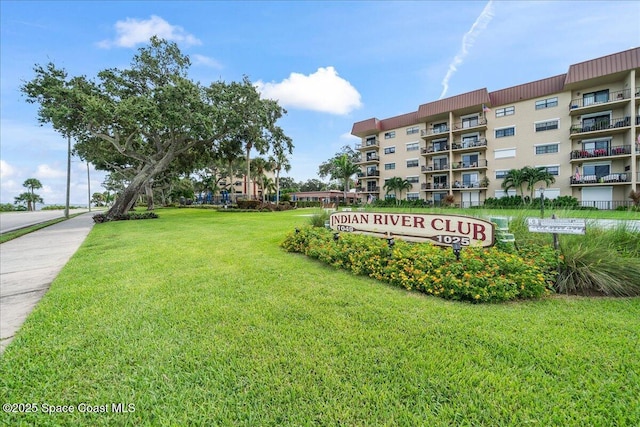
[0,209,92,234]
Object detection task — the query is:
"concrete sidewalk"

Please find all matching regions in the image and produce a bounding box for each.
[0,212,95,354]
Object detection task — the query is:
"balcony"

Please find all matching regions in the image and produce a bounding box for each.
[452,138,487,151]
[421,144,449,155]
[570,172,630,185]
[422,182,450,191]
[356,153,380,164]
[362,186,380,193]
[452,181,483,189]
[569,116,631,138]
[365,170,380,177]
[570,145,631,161]
[421,127,449,139]
[355,138,380,150]
[569,89,630,115]
[452,117,487,134]
[422,163,450,173]
[451,159,488,170]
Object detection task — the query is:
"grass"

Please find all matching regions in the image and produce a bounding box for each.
[1,208,639,426]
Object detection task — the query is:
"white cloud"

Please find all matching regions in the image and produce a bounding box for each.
[35,164,66,179]
[255,67,363,115]
[98,15,201,48]
[0,160,16,179]
[191,54,223,69]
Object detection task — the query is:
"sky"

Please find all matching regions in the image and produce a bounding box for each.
[1,1,639,207]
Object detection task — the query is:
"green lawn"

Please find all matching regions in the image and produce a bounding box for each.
[1,208,638,426]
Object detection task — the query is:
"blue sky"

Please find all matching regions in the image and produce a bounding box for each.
[1,0,639,206]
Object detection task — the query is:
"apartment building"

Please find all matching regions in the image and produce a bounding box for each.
[351,48,640,209]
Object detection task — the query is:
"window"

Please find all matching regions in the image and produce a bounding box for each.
[433,122,448,133]
[495,170,508,179]
[384,146,396,155]
[406,192,420,201]
[495,148,516,159]
[495,106,515,117]
[581,113,610,131]
[365,136,377,147]
[535,97,558,109]
[462,154,479,167]
[583,164,610,179]
[535,143,559,154]
[406,159,419,168]
[535,120,559,132]
[462,173,479,187]
[384,163,396,170]
[462,115,479,128]
[433,139,448,152]
[384,131,396,139]
[433,156,448,170]
[406,176,419,184]
[406,142,420,151]
[406,126,419,135]
[583,89,609,106]
[433,175,448,188]
[495,127,515,138]
[540,165,559,176]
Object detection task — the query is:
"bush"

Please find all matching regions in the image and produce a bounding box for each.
[236,200,261,210]
[93,212,159,223]
[282,227,554,303]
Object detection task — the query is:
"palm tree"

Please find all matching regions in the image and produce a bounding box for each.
[384,177,413,204]
[22,178,43,211]
[14,192,43,211]
[331,154,360,205]
[251,157,274,202]
[270,131,293,204]
[501,169,526,198]
[523,166,556,200]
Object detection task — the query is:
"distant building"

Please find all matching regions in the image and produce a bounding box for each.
[351,48,640,209]
[291,190,360,205]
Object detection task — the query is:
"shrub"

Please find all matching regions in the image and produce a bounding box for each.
[281,227,554,303]
[93,212,159,223]
[236,200,261,210]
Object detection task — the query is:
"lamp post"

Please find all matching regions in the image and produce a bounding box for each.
[452,241,461,261]
[539,187,545,219]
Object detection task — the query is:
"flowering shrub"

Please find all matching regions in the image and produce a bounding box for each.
[281,227,557,303]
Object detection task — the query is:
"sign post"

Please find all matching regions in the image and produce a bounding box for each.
[527,215,586,249]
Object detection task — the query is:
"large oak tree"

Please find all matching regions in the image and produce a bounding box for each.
[22,37,291,219]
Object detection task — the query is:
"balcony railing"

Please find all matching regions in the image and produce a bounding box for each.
[355,139,380,150]
[452,138,487,150]
[366,170,380,177]
[451,159,488,169]
[357,153,379,163]
[422,163,450,172]
[421,127,449,137]
[569,89,630,110]
[422,183,449,190]
[570,116,631,134]
[570,145,631,160]
[570,172,630,185]
[421,145,449,154]
[452,117,487,131]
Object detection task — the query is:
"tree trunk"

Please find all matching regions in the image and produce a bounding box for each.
[145,181,154,211]
[106,151,175,219]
